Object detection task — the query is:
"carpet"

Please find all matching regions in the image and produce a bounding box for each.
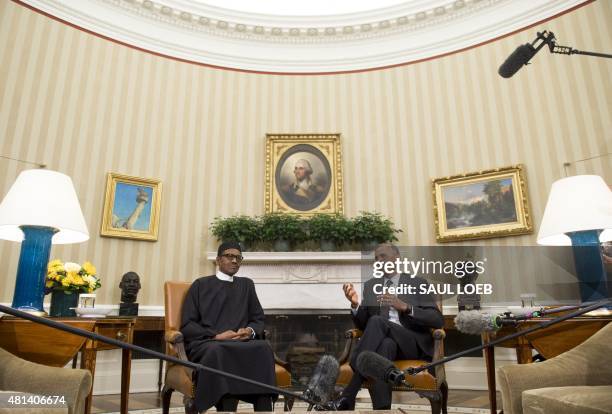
[105,401,490,414]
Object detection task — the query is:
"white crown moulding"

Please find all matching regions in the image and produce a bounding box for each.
[23,0,584,73]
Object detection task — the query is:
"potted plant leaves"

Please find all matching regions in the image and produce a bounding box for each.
[261,213,307,251]
[308,213,352,251]
[351,211,402,251]
[209,215,261,251]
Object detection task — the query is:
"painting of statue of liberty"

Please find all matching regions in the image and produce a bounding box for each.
[111,184,153,231]
[101,173,162,241]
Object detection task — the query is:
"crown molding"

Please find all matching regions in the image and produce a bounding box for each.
[21,0,585,73]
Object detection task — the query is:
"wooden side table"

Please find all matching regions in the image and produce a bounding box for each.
[0,316,135,414]
[80,317,135,414]
[133,316,165,392]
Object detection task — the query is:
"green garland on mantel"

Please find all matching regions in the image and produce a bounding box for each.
[209,211,402,251]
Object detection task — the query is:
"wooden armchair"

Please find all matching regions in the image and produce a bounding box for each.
[161,281,292,414]
[336,307,448,414]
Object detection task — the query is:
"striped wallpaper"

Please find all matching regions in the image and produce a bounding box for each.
[0,0,610,306]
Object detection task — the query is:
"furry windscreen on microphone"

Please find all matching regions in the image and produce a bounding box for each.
[356,351,395,382]
[454,310,498,335]
[304,355,339,404]
[508,307,541,318]
[498,43,538,78]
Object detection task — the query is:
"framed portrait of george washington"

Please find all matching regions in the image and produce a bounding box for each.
[432,165,532,242]
[100,172,162,241]
[265,134,344,215]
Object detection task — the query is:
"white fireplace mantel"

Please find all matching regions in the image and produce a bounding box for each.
[206,251,371,309]
[206,251,372,284]
[206,251,371,263]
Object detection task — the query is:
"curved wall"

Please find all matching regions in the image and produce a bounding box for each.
[0,0,609,306]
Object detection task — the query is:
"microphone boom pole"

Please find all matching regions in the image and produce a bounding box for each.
[404,299,610,376]
[0,303,318,407]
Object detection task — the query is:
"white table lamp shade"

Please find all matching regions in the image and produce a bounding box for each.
[537,175,612,245]
[0,169,89,244]
[600,228,612,243]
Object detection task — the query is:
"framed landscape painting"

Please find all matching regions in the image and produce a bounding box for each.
[265,133,344,215]
[432,165,532,242]
[100,173,162,241]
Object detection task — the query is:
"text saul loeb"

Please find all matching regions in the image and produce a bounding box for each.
[373,283,493,295]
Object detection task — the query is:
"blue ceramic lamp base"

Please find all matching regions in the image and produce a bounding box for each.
[568,230,609,303]
[11,225,58,316]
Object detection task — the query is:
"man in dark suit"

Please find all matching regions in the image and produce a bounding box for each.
[329,243,444,410]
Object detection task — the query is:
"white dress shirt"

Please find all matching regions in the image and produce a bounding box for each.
[351,273,412,325]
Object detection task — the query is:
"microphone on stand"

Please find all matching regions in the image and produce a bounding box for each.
[304,355,339,411]
[355,351,407,386]
[454,304,591,335]
[498,30,612,78]
[453,310,516,335]
[507,305,584,321]
[498,43,539,78]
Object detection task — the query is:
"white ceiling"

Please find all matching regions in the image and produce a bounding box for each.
[190,0,411,16]
[24,0,585,73]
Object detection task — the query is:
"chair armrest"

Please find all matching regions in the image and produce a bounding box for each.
[274,354,290,370]
[431,329,446,383]
[0,351,91,414]
[337,335,353,365]
[165,330,184,344]
[164,330,189,361]
[345,328,363,339]
[432,329,446,341]
[338,329,363,365]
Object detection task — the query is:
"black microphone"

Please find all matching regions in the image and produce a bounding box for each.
[356,351,405,386]
[304,355,339,407]
[498,43,538,78]
[454,310,515,335]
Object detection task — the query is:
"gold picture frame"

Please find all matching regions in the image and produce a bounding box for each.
[433,165,532,243]
[100,172,162,241]
[265,133,344,215]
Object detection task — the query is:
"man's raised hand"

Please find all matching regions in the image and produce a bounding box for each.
[343,283,359,309]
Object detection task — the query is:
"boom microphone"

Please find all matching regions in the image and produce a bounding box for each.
[408,300,610,376]
[304,355,339,407]
[507,305,583,321]
[498,43,538,78]
[455,304,590,334]
[454,310,515,335]
[498,30,612,78]
[356,351,405,386]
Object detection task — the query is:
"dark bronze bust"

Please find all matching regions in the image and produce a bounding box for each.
[119,271,141,316]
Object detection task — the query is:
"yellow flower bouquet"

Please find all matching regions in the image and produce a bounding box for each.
[45,259,102,294]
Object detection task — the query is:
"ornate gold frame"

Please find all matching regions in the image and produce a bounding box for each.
[432,165,532,243]
[100,172,162,241]
[265,133,344,215]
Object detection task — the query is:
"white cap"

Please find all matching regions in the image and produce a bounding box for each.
[0,169,89,244]
[537,175,612,245]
